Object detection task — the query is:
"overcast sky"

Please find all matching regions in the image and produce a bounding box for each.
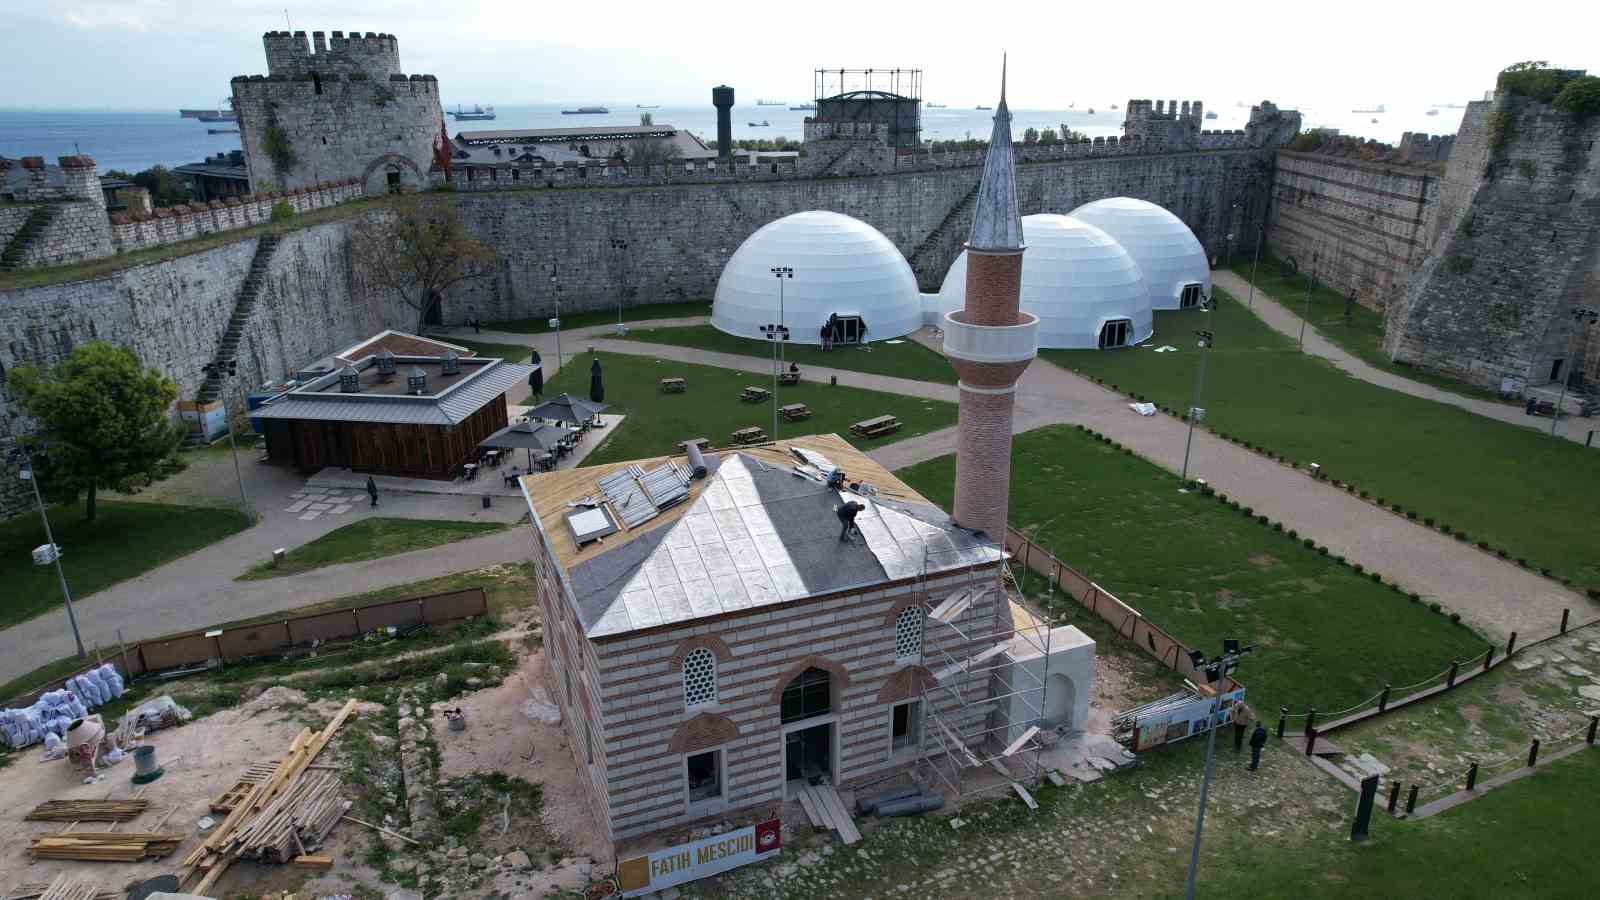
[3,0,1594,111]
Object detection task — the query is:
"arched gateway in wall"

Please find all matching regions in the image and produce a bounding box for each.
[360,153,427,195]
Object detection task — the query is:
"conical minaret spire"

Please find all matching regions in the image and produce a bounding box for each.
[941,57,1040,542]
[967,56,1024,254]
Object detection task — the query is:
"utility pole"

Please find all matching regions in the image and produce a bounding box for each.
[8,443,86,659]
[1298,253,1317,351]
[1180,327,1214,485]
[1246,225,1263,312]
[549,269,563,378]
[1183,639,1255,900]
[610,238,629,336]
[1551,307,1599,438]
[202,360,252,524]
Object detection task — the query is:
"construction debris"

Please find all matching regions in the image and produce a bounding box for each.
[28,831,185,861]
[11,874,114,900]
[24,799,148,822]
[208,761,280,813]
[226,772,350,863]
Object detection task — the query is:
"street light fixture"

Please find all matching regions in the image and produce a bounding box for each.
[549,268,563,376]
[1183,638,1256,900]
[610,238,629,336]
[6,441,86,659]
[1180,326,1214,486]
[771,266,793,367]
[760,322,790,439]
[1245,223,1264,312]
[1298,253,1318,351]
[201,359,253,525]
[1551,306,1599,438]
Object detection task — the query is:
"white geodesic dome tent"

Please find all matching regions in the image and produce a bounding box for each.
[712,211,922,346]
[935,214,1153,349]
[1068,197,1211,311]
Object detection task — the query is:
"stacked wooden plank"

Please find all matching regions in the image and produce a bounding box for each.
[794,784,860,844]
[209,761,282,813]
[24,799,148,822]
[28,831,184,861]
[181,698,358,894]
[226,772,350,863]
[18,874,111,900]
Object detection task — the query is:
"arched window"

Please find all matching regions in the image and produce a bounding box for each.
[683,647,717,708]
[780,667,832,723]
[894,607,923,661]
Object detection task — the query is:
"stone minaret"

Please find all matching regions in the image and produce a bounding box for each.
[942,58,1038,542]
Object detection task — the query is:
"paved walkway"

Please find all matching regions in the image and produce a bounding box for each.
[1213,271,1597,445]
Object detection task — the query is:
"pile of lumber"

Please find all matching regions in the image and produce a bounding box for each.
[28,832,184,861]
[226,772,351,863]
[180,698,358,893]
[24,799,148,822]
[209,760,282,813]
[9,874,114,900]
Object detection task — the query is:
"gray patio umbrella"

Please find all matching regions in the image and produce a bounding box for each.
[477,421,574,469]
[526,392,607,426]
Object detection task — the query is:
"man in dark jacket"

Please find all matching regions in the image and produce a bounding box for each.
[1248,722,1268,771]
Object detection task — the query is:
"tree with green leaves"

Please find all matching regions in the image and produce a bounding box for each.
[10,342,184,521]
[350,194,501,334]
[1022,127,1039,145]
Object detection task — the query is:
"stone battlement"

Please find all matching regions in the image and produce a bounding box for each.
[107,180,362,252]
[262,29,401,80]
[1396,131,1455,164]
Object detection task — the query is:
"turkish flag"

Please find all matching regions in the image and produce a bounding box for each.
[755,818,782,855]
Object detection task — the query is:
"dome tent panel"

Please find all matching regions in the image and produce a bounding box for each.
[936,213,1152,349]
[1067,197,1211,312]
[712,211,923,345]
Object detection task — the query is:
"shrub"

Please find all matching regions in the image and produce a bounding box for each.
[1540,568,1552,577]
[1424,517,1434,527]
[1409,592,1421,603]
[1353,563,1365,574]
[1370,572,1382,583]
[1477,540,1490,550]
[1359,490,1369,499]
[1497,61,1575,103]
[1517,558,1527,567]
[1271,521,1283,532]
[1242,507,1253,516]
[1230,500,1241,510]
[1429,601,1443,613]
[1449,612,1462,623]
[1256,515,1269,524]
[1335,555,1346,564]
[1441,525,1453,535]
[1553,75,1600,118]
[1406,511,1418,520]
[1496,550,1508,559]
[270,200,296,222]
[1587,589,1600,601]
[1317,545,1329,555]
[1303,538,1315,548]
[1123,448,1133,455]
[1377,497,1387,506]
[1456,532,1470,542]
[1288,529,1298,539]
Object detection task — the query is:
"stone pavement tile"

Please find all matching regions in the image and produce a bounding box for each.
[286,500,310,513]
[290,492,306,499]
[298,510,323,521]
[307,502,333,511]
[330,504,353,514]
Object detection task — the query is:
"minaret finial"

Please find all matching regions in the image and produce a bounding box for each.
[1001,54,1007,105]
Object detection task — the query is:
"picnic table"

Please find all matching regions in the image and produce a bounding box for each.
[778,370,800,386]
[660,377,687,393]
[780,403,812,421]
[677,437,709,453]
[741,386,771,403]
[460,462,479,481]
[732,426,768,445]
[850,415,902,438]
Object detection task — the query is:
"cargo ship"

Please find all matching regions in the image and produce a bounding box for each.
[756,99,785,106]
[562,106,609,115]
[449,104,497,121]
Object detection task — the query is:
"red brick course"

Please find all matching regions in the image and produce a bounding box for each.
[954,387,1019,540]
[963,251,1024,326]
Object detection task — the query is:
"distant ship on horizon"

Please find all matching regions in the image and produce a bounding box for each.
[636,104,660,109]
[1353,104,1386,114]
[789,103,816,111]
[756,99,785,106]
[449,104,497,121]
[562,106,609,115]
[925,102,947,108]
[975,104,992,110]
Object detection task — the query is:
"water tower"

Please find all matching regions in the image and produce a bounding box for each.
[712,85,735,158]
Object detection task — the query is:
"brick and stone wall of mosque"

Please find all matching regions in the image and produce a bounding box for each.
[0,218,410,516]
[1384,95,1600,392]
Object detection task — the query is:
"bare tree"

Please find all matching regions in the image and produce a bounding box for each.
[350,194,500,334]
[618,137,682,170]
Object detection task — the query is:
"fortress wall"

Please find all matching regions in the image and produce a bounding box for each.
[108,179,361,253]
[0,218,409,516]
[443,147,1267,322]
[1265,150,1442,311]
[0,206,35,248]
[1384,96,1600,392]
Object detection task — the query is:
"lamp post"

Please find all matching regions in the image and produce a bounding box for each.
[761,322,790,439]
[548,269,563,377]
[771,266,793,367]
[201,360,253,524]
[1552,307,1599,438]
[1245,224,1263,312]
[1183,639,1256,900]
[7,442,86,659]
[610,238,629,336]
[1298,253,1318,351]
[1180,326,1214,486]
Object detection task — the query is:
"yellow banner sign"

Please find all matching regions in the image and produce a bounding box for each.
[617,818,781,896]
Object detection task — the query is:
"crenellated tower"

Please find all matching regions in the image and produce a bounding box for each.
[942,59,1039,542]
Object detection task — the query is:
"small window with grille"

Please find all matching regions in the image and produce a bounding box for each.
[683,647,718,709]
[1180,283,1205,309]
[894,607,923,661]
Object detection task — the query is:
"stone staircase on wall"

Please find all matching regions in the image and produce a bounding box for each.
[0,204,62,271]
[187,234,280,444]
[907,182,981,290]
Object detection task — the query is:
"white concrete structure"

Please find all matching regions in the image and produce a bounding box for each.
[934,213,1154,349]
[1003,624,1096,744]
[1068,197,1211,311]
[712,210,923,345]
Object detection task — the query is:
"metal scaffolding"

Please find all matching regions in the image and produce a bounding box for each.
[914,545,1054,805]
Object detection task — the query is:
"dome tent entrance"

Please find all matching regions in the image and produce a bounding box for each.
[1068,197,1211,312]
[712,211,923,346]
[935,213,1153,350]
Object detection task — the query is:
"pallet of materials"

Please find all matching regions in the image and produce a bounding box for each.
[24,799,148,822]
[28,832,184,861]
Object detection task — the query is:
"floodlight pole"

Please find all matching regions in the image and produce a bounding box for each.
[610,238,629,336]
[1551,307,1598,438]
[1180,327,1213,485]
[1183,640,1255,900]
[11,447,85,659]
[202,361,253,525]
[1246,225,1263,312]
[1298,255,1317,351]
[770,266,794,439]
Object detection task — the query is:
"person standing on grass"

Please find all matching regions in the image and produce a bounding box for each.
[1249,721,1268,771]
[366,475,380,509]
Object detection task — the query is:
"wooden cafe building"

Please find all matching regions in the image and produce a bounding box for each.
[254,347,535,479]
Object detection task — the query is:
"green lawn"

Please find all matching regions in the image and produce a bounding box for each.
[1229,257,1497,400]
[1044,289,1600,594]
[0,500,249,628]
[488,300,712,334]
[616,324,959,385]
[542,351,956,466]
[897,425,1488,714]
[238,517,509,580]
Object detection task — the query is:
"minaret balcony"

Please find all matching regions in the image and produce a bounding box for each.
[942,310,1039,365]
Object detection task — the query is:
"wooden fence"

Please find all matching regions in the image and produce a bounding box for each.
[8,587,487,707]
[1004,527,1244,696]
